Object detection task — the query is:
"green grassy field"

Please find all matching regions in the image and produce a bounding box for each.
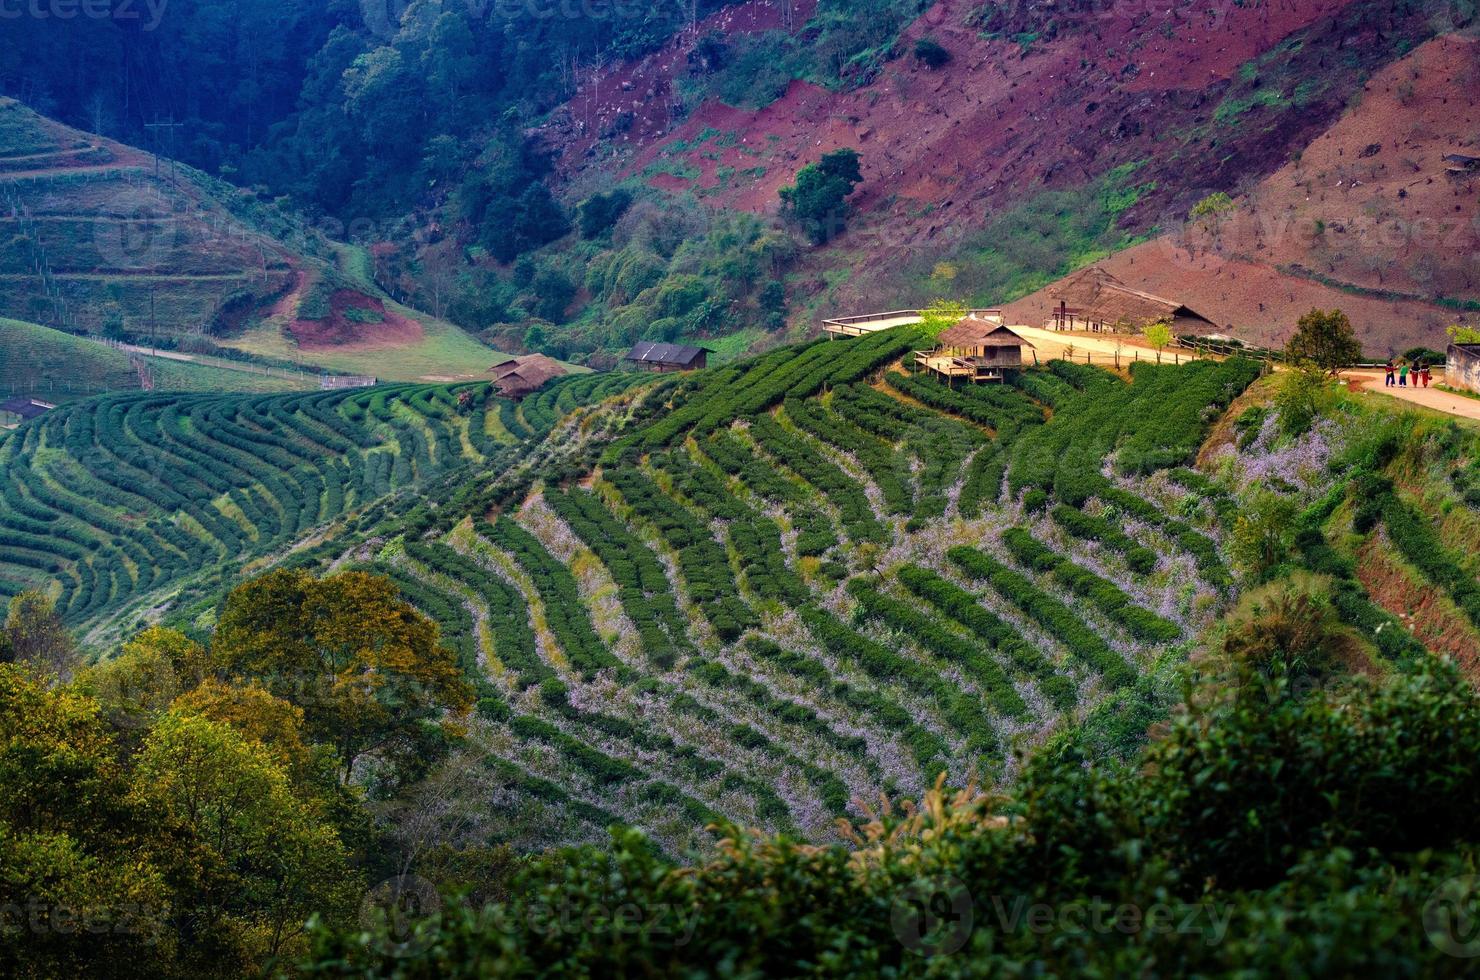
[0,317,308,401]
[217,302,525,381]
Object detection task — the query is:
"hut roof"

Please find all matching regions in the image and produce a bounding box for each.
[1052,267,1216,331]
[488,354,567,398]
[0,397,50,420]
[937,317,1034,348]
[624,341,709,367]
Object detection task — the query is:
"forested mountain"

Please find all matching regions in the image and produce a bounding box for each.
[5,0,1475,364]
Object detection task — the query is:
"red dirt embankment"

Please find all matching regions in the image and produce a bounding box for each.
[1006,36,1480,355]
[549,0,1351,233]
[288,290,422,352]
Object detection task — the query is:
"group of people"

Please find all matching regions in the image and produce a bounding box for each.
[1385,360,1433,388]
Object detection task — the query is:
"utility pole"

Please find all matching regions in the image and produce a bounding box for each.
[143,118,185,184]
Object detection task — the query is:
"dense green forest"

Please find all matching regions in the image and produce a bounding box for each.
[0,0,940,360]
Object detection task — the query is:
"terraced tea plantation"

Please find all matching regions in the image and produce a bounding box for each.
[0,372,649,642]
[1,327,1267,850]
[334,332,1259,849]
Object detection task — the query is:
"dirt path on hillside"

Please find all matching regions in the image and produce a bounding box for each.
[1009,325,1200,367]
[1342,370,1480,422]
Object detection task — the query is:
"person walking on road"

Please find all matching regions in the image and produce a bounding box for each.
[1422,364,1432,388]
[1385,360,1396,386]
[1399,362,1410,387]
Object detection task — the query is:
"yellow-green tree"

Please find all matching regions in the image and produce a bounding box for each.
[919,299,968,339]
[4,590,77,679]
[1144,320,1174,363]
[133,710,359,969]
[75,627,210,734]
[0,664,171,979]
[213,569,473,781]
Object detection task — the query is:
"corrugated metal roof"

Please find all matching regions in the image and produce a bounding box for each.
[0,398,49,419]
[624,341,707,365]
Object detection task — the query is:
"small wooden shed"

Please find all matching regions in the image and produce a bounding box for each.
[623,342,710,373]
[488,354,567,399]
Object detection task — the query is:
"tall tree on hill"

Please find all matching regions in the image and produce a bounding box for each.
[780,149,863,245]
[213,569,473,782]
[3,591,77,680]
[1287,308,1362,375]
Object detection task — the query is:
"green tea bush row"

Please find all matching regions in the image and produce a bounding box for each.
[1381,493,1480,629]
[658,450,751,521]
[1003,528,1181,643]
[686,658,867,759]
[1294,527,1426,663]
[404,540,550,689]
[895,565,1076,709]
[543,488,689,669]
[846,578,1027,719]
[509,715,644,787]
[745,637,948,777]
[1051,504,1157,575]
[606,468,757,643]
[784,396,912,515]
[729,517,809,605]
[948,457,1002,523]
[749,414,885,544]
[482,517,624,680]
[473,748,620,831]
[798,605,998,764]
[885,370,1044,437]
[698,430,802,505]
[947,547,1135,688]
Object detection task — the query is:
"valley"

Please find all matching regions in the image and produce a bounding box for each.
[5,2,1480,976]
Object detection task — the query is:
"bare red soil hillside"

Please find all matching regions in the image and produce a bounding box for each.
[549,0,1365,238]
[1007,36,1480,354]
[539,0,1470,355]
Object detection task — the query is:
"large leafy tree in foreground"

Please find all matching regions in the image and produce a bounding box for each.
[214,569,473,781]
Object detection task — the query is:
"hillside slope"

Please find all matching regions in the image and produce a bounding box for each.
[526,0,1474,355]
[0,99,508,380]
[0,317,310,403]
[1006,34,1480,351]
[9,328,1475,852]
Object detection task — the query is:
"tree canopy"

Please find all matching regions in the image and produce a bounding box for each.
[779,149,864,245]
[1286,308,1362,374]
[214,569,473,781]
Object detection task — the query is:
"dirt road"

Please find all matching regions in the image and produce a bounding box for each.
[1342,370,1480,422]
[1011,325,1202,367]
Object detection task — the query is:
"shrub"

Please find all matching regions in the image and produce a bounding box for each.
[913,37,951,67]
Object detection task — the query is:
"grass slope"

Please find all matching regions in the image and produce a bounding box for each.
[0,317,307,401]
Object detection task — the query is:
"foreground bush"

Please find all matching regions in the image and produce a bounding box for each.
[305,659,1480,977]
